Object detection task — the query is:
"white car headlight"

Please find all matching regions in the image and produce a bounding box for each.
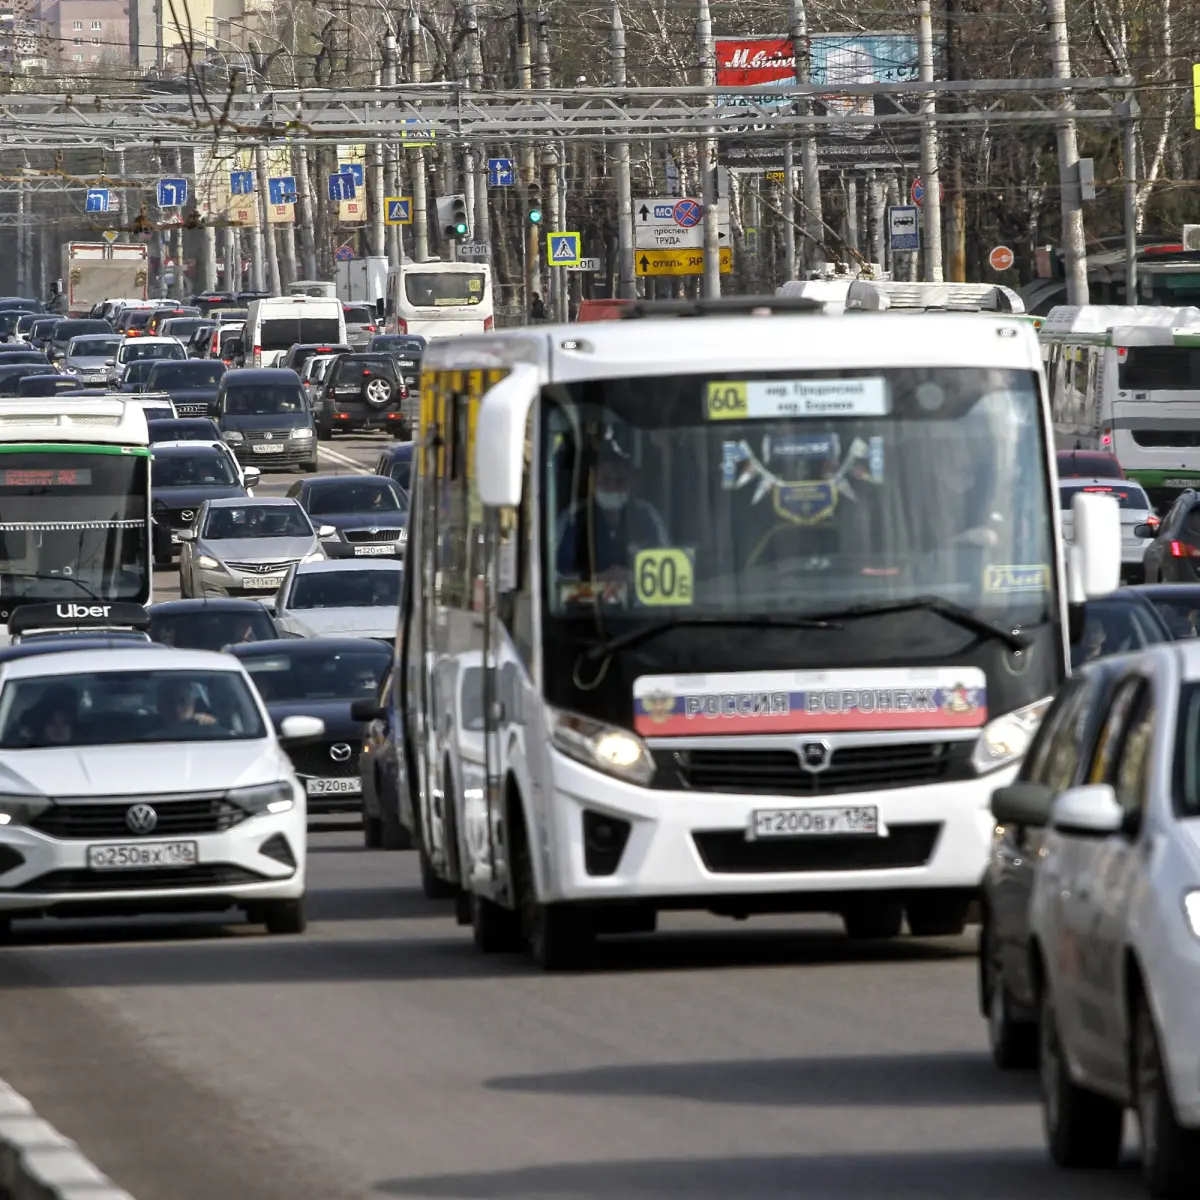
[549,706,655,786]
[1185,892,1200,938]
[301,549,325,563]
[0,793,50,826]
[196,554,220,569]
[227,781,295,815]
[971,695,1054,775]
[291,427,313,439]
[222,430,244,443]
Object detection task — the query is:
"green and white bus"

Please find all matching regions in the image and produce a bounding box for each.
[1041,304,1200,508]
[0,399,151,634]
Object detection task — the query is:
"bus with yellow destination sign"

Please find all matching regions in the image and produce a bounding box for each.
[393,292,1121,969]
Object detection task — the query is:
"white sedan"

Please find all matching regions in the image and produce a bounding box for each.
[0,646,324,936]
[272,559,403,641]
[1030,639,1200,1197]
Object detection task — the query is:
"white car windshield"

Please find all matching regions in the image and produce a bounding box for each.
[289,569,402,609]
[122,342,186,363]
[151,451,239,488]
[0,670,267,747]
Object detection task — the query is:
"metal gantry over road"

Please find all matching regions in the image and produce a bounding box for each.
[0,77,1133,150]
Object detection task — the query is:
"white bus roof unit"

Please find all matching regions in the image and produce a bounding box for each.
[775,280,854,312]
[1041,304,1200,336]
[1108,325,1200,348]
[845,281,1025,312]
[0,398,148,443]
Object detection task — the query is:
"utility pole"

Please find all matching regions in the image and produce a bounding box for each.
[945,0,966,281]
[536,12,562,320]
[408,11,429,263]
[15,181,26,297]
[517,0,539,309]
[115,149,130,242]
[611,3,635,299]
[790,0,823,272]
[1047,0,1089,304]
[382,32,400,268]
[254,145,281,294]
[171,149,185,299]
[1123,96,1139,303]
[697,0,720,299]
[293,147,318,280]
[369,66,386,262]
[917,0,943,282]
[782,140,796,281]
[466,3,489,257]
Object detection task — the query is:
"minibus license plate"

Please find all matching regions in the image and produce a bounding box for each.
[749,806,878,839]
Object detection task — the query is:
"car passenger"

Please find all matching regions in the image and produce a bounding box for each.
[157,679,217,735]
[25,687,78,746]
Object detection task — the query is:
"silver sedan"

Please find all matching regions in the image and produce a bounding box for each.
[61,334,122,386]
[178,496,329,599]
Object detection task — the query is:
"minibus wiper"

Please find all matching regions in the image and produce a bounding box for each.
[583,614,842,663]
[803,595,1030,653]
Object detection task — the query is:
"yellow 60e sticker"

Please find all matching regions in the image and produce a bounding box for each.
[634,548,694,606]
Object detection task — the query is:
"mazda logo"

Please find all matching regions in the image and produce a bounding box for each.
[330,743,351,762]
[125,802,159,834]
[798,740,833,774]
[181,510,194,521]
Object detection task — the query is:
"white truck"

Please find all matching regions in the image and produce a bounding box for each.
[61,242,149,316]
[335,256,388,309]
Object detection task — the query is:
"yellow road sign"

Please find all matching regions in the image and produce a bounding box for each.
[635,247,732,277]
[1194,63,1200,129]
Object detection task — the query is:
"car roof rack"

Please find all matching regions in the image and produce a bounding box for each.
[618,296,825,319]
[845,281,1026,313]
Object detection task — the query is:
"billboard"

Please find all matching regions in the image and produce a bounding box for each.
[715,33,921,168]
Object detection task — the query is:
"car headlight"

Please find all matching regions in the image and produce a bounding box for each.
[548,706,655,786]
[0,793,50,826]
[227,781,295,815]
[301,549,325,563]
[196,554,220,569]
[222,430,244,443]
[63,366,77,375]
[291,427,313,439]
[971,696,1054,775]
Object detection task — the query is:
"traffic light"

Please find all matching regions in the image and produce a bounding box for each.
[450,195,469,239]
[527,180,542,225]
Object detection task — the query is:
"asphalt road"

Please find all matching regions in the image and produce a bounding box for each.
[0,431,1150,1200]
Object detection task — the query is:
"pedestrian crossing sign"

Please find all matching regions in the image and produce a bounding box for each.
[546,232,581,267]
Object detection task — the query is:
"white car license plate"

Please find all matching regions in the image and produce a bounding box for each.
[87,840,198,870]
[253,443,285,454]
[1164,479,1194,488]
[749,806,879,839]
[353,544,395,556]
[241,575,284,589]
[306,777,361,795]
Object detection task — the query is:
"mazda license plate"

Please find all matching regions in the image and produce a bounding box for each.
[749,806,879,840]
[87,840,198,870]
[306,778,361,795]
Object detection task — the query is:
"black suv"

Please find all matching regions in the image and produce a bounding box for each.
[1140,489,1200,582]
[316,353,409,440]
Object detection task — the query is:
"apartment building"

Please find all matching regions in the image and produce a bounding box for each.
[41,0,128,68]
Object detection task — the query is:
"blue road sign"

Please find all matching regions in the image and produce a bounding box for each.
[334,245,354,262]
[386,198,411,224]
[338,163,364,188]
[157,178,187,208]
[268,176,296,206]
[487,158,515,187]
[887,205,920,252]
[85,188,109,213]
[546,232,581,267]
[230,170,254,195]
[328,172,356,202]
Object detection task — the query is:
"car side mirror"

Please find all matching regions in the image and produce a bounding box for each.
[278,714,326,743]
[991,782,1055,829]
[1133,522,1155,539]
[1049,784,1124,837]
[350,699,386,722]
[318,524,337,538]
[1066,492,1121,603]
[176,528,196,541]
[104,358,114,366]
[243,467,262,487]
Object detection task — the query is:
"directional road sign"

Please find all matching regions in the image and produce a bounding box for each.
[635,247,733,277]
[887,205,920,252]
[546,232,581,267]
[398,119,436,145]
[634,196,731,250]
[230,170,254,195]
[328,172,356,202]
[335,245,354,262]
[157,178,187,208]
[384,197,413,225]
[338,162,365,189]
[487,158,515,187]
[268,177,296,206]
[84,188,109,213]
[568,257,602,273]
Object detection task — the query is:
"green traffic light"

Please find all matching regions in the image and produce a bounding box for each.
[529,209,543,224]
[454,221,468,235]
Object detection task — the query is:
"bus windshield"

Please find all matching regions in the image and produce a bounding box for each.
[0,448,150,603]
[543,367,1054,630]
[403,272,485,308]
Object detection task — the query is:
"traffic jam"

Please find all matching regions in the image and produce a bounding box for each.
[0,280,1199,1197]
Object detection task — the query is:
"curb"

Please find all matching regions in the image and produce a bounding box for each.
[0,1081,134,1200]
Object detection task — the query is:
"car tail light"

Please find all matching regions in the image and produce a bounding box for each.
[253,346,261,366]
[364,324,377,333]
[1170,541,1200,557]
[484,316,494,331]
[399,384,409,398]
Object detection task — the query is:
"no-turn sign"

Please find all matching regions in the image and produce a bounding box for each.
[989,245,1015,271]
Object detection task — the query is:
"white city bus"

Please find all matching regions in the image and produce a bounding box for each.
[0,399,151,638]
[392,293,1120,969]
[386,261,494,339]
[1041,304,1200,508]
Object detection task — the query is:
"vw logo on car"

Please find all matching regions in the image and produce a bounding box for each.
[124,803,159,834]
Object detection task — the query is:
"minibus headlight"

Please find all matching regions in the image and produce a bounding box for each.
[549,707,655,787]
[971,696,1054,775]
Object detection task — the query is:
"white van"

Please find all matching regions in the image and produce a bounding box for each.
[245,296,346,367]
[386,261,493,339]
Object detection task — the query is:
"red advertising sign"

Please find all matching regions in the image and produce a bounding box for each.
[715,37,796,87]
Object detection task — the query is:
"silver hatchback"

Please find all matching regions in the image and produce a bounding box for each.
[178,496,329,598]
[1059,477,1157,584]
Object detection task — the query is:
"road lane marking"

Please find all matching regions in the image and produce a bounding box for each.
[317,445,374,475]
